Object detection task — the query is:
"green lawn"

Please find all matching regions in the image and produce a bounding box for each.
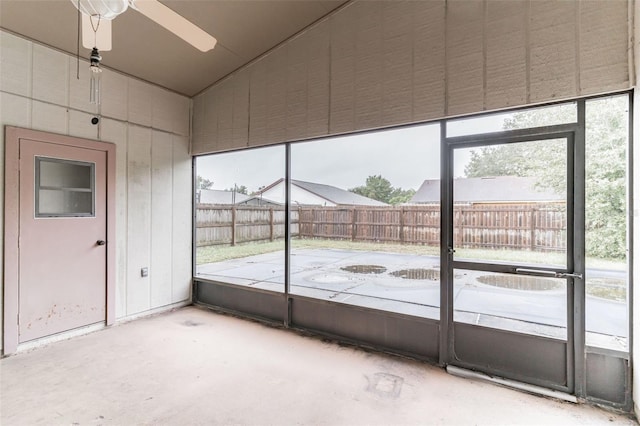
[196,238,625,270]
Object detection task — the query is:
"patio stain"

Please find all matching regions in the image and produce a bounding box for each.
[389,268,439,281]
[340,265,387,274]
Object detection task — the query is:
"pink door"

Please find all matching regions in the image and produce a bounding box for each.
[18,138,107,343]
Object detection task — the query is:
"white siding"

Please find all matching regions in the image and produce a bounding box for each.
[192,0,631,155]
[0,30,193,350]
[261,182,336,207]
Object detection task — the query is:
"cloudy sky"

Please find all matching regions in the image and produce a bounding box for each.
[197,113,509,193]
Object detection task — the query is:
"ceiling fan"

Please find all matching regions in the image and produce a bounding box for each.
[71,0,217,52]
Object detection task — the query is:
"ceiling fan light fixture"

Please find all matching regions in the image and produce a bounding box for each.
[89,47,103,104]
[73,0,129,20]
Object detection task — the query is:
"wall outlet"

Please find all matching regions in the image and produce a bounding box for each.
[141,267,149,277]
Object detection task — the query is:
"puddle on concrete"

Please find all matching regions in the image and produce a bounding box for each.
[390,268,439,280]
[586,278,627,301]
[477,274,562,291]
[340,265,387,274]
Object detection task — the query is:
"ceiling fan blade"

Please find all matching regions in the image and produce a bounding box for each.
[130,0,217,52]
[82,14,112,51]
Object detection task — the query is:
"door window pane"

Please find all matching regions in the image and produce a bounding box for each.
[35,157,94,217]
[585,95,629,351]
[289,124,441,319]
[453,269,567,339]
[452,139,568,268]
[194,146,286,293]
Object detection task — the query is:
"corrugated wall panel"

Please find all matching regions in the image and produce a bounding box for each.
[305,24,331,138]
[485,0,528,110]
[353,2,383,131]
[329,2,358,134]
[529,0,578,103]
[216,83,234,151]
[248,59,268,146]
[382,1,414,126]
[266,48,288,145]
[232,71,250,148]
[286,34,309,141]
[579,0,630,94]
[192,0,630,155]
[446,0,485,116]
[412,0,446,121]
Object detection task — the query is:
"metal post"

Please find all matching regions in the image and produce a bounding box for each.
[284,143,291,327]
[440,121,453,366]
[573,100,586,397]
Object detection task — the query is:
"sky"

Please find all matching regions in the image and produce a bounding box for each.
[196,113,510,194]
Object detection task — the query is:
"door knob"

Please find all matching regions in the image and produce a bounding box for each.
[96,240,106,246]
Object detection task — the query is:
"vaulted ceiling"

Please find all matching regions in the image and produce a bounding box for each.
[0,0,348,96]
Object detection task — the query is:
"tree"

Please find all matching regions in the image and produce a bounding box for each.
[389,188,416,205]
[226,185,248,195]
[349,175,415,205]
[463,97,628,259]
[196,175,213,190]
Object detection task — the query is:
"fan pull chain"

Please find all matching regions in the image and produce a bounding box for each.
[76,0,80,79]
[89,14,101,48]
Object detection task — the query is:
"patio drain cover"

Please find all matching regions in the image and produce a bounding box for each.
[340,265,387,274]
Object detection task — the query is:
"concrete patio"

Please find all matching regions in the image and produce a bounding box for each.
[196,248,627,349]
[0,306,634,425]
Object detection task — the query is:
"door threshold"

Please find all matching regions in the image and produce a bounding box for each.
[16,322,105,354]
[446,365,577,404]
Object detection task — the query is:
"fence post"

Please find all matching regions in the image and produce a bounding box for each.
[351,208,357,241]
[455,207,463,247]
[399,207,405,243]
[231,206,236,246]
[269,208,274,242]
[530,207,536,251]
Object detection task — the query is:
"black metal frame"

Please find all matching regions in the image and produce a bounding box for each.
[191,91,633,410]
[442,125,579,394]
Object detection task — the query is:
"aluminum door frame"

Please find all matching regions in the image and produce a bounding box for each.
[440,123,585,395]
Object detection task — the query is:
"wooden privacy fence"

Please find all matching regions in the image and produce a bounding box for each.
[196,205,297,247]
[196,203,566,252]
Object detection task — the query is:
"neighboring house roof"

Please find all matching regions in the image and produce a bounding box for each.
[411,176,565,204]
[258,178,388,206]
[199,189,251,205]
[237,196,283,207]
[293,179,388,206]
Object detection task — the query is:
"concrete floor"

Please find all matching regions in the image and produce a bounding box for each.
[0,306,635,426]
